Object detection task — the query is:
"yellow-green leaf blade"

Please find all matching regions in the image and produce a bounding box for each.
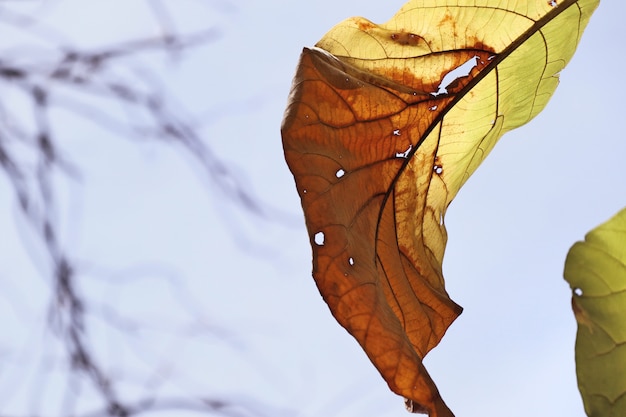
[564,207,626,417]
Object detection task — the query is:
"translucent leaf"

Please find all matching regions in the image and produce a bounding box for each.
[282,0,600,415]
[564,207,626,417]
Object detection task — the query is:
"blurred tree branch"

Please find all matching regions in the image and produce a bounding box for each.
[0,1,277,416]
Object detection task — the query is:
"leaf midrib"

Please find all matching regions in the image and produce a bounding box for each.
[373,0,583,264]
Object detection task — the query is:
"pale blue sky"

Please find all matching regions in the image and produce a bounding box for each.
[0,1,624,416]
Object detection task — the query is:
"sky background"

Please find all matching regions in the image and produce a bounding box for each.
[0,1,624,416]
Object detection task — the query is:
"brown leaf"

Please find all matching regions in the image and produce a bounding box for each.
[281,0,599,415]
[282,43,469,417]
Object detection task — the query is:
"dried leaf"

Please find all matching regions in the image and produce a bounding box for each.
[282,0,599,415]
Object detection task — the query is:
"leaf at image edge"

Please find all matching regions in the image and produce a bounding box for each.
[564,207,626,417]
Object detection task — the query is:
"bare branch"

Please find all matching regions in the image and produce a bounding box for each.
[0,1,280,416]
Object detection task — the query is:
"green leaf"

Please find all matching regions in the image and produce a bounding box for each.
[564,207,626,417]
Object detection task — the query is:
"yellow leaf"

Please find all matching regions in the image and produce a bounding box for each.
[564,207,626,417]
[282,0,599,415]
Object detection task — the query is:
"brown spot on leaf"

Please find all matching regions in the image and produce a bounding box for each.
[390,31,427,46]
[357,19,377,31]
[439,12,454,26]
[466,36,497,54]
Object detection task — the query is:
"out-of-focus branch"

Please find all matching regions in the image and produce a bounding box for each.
[78,395,291,417]
[0,1,276,416]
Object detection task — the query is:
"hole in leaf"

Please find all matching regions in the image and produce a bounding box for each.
[336,169,345,178]
[429,105,438,111]
[314,231,325,246]
[548,0,557,7]
[431,56,479,96]
[349,257,355,266]
[434,165,443,175]
[395,144,412,159]
[574,287,583,296]
[405,399,428,414]
[393,129,401,136]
